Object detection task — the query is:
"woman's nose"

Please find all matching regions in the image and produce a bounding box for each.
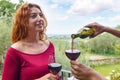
[37,15,43,21]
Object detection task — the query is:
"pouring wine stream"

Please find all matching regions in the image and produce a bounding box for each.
[65,38,81,80]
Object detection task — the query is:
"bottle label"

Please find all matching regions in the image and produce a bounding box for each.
[71,27,94,39]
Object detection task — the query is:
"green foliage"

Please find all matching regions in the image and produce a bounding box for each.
[0,19,12,56]
[0,0,24,25]
[0,0,16,17]
[91,62,120,76]
[0,0,24,17]
[115,25,120,29]
[0,19,12,74]
[110,69,120,80]
[84,33,120,55]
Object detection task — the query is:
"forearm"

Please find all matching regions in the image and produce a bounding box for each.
[104,27,120,38]
[85,69,106,80]
[89,71,106,80]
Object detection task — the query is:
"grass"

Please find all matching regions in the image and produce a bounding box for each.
[91,62,120,76]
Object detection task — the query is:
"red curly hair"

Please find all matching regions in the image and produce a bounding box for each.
[11,3,47,43]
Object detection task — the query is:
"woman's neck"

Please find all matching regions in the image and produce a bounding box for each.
[23,32,40,43]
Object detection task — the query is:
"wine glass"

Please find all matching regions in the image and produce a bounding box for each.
[65,49,80,60]
[65,39,81,80]
[65,50,80,80]
[48,54,62,75]
[65,38,81,60]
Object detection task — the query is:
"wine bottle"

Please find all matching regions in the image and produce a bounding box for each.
[71,27,95,39]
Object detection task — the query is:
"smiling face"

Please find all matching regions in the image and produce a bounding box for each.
[28,7,44,33]
[12,3,48,43]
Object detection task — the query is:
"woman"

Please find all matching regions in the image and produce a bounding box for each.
[2,3,59,80]
[70,22,120,80]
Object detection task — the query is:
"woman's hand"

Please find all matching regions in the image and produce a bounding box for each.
[35,73,58,80]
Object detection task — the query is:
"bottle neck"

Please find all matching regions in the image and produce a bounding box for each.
[71,34,80,39]
[71,27,95,39]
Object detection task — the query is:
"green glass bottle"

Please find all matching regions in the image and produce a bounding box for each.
[71,27,95,39]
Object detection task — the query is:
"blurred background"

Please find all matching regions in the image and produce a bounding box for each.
[0,0,120,80]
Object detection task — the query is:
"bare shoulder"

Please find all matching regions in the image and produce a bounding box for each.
[43,39,50,46]
[11,41,22,50]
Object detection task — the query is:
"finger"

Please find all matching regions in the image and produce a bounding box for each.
[71,65,82,76]
[70,60,80,65]
[89,34,96,38]
[73,72,84,80]
[93,31,102,37]
[71,64,80,72]
[84,25,93,28]
[51,75,57,79]
[49,73,57,80]
[71,69,79,79]
[89,30,101,38]
[70,61,86,72]
[49,77,57,80]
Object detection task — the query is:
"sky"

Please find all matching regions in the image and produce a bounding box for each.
[10,0,120,35]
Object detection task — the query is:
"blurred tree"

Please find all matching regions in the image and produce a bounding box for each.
[115,25,120,29]
[0,0,24,66]
[0,0,24,18]
[0,0,24,25]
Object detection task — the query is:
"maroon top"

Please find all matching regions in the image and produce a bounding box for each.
[2,42,59,80]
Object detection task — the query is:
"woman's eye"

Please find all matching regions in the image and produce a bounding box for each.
[30,13,43,18]
[39,13,43,17]
[30,14,37,18]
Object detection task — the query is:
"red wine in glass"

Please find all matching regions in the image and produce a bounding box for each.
[48,55,62,75]
[65,38,80,60]
[48,62,62,75]
[65,49,80,60]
